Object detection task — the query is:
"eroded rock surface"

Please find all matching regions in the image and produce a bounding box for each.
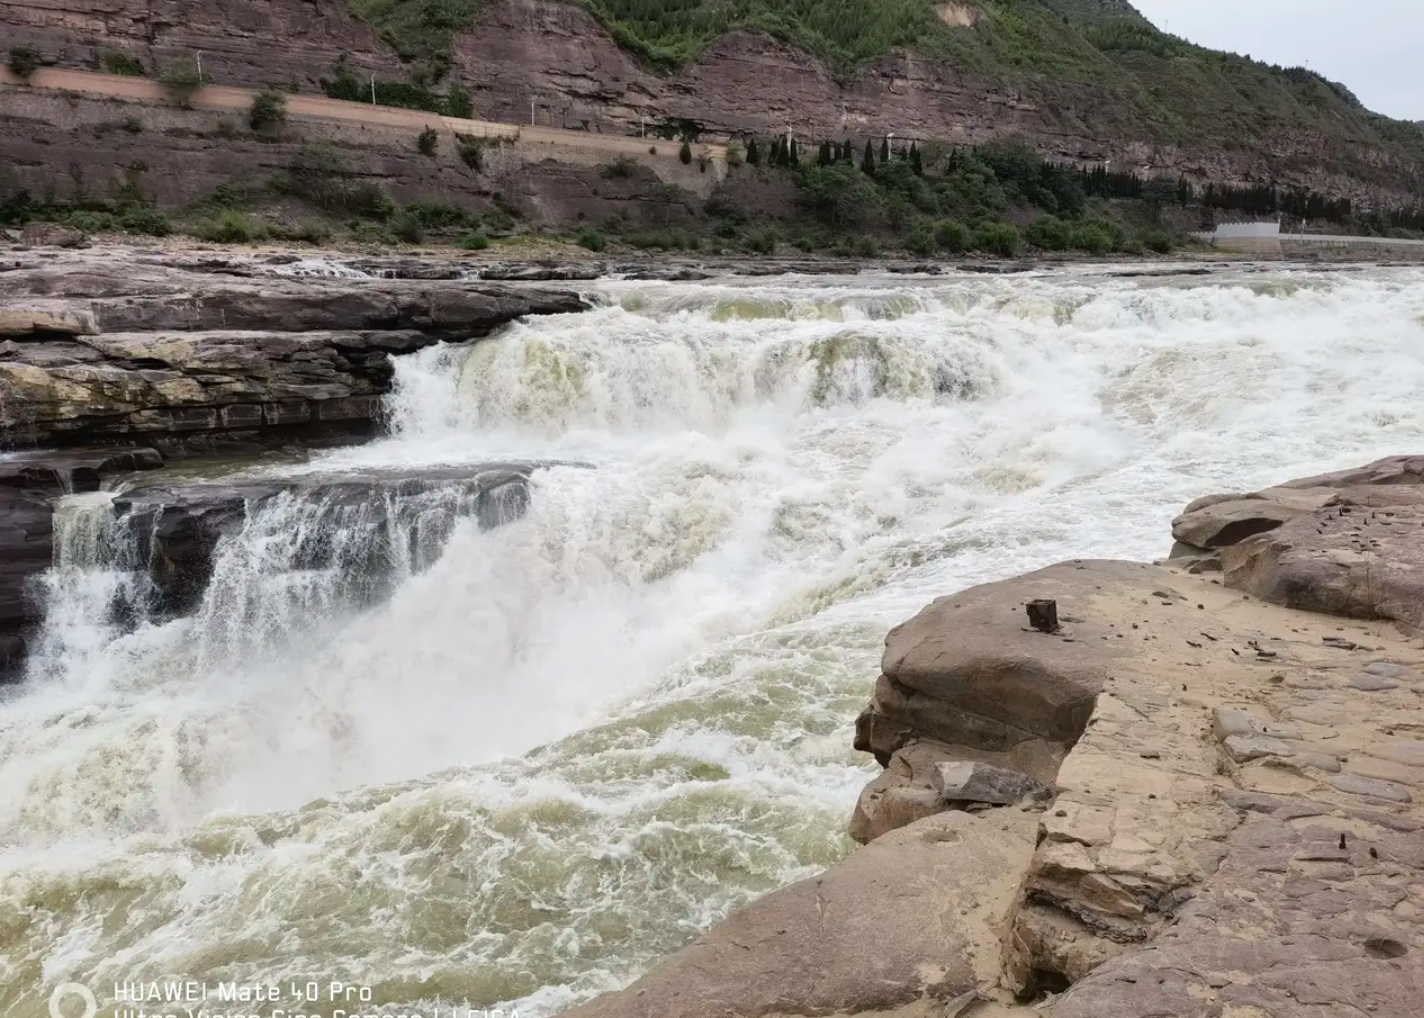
[1173,455,1424,629]
[562,810,1039,1018]
[0,254,586,451]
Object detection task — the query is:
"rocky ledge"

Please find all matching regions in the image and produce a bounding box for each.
[567,456,1424,1018]
[3,461,543,681]
[0,250,587,452]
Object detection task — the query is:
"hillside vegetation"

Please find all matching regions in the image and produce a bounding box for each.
[344,0,1424,188]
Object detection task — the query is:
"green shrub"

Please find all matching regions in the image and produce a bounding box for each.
[101,50,145,77]
[1069,219,1117,255]
[974,221,1020,257]
[392,208,424,243]
[8,46,43,79]
[576,226,606,251]
[455,134,485,171]
[458,229,490,250]
[404,199,469,229]
[119,206,172,237]
[1141,229,1174,254]
[159,56,205,107]
[193,210,264,243]
[1025,214,1071,251]
[281,220,332,244]
[793,234,815,252]
[481,206,517,235]
[122,116,144,134]
[905,225,936,256]
[273,143,394,219]
[444,82,473,119]
[679,140,693,165]
[602,154,639,179]
[417,126,440,156]
[933,219,971,253]
[724,141,745,168]
[853,235,880,258]
[745,228,778,254]
[249,87,288,132]
[61,210,118,233]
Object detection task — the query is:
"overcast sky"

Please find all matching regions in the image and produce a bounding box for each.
[1131,0,1423,121]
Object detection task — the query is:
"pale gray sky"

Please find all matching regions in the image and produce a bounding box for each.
[1131,0,1423,121]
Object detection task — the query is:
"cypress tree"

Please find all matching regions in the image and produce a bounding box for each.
[861,140,876,176]
[790,138,800,166]
[679,139,692,165]
[880,136,890,163]
[747,137,761,166]
[910,142,922,176]
[818,140,832,167]
[842,138,854,163]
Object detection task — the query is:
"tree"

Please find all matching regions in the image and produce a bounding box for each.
[910,143,923,176]
[880,136,890,163]
[159,55,205,108]
[417,126,439,155]
[819,140,833,166]
[746,137,761,166]
[798,163,882,228]
[842,139,854,164]
[249,87,289,133]
[725,140,745,168]
[861,140,876,176]
[7,46,43,79]
[679,140,692,165]
[789,138,800,166]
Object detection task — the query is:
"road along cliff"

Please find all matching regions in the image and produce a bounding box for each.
[564,455,1424,1018]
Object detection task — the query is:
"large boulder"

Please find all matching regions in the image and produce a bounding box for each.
[561,810,1039,1018]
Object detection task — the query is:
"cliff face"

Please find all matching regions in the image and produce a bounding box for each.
[449,0,1419,201]
[0,0,401,88]
[3,0,1419,204]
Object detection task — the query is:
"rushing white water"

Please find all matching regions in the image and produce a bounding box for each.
[3,266,1424,1016]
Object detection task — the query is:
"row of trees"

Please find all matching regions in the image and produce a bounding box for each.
[737,133,1423,231]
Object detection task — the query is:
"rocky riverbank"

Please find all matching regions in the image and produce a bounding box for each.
[0,247,589,679]
[0,248,587,451]
[565,456,1424,1018]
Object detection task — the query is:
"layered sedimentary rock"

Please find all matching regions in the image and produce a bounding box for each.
[1172,454,1424,629]
[0,250,586,450]
[448,0,1413,202]
[0,0,400,90]
[573,458,1424,1017]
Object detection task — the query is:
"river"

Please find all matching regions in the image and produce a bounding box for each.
[3,265,1423,1016]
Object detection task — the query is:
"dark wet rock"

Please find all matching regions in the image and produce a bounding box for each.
[0,447,164,681]
[112,464,537,620]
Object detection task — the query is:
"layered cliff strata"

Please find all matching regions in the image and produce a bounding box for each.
[0,248,587,450]
[0,0,400,89]
[566,456,1424,1017]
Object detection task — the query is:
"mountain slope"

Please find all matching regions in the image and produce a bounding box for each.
[341,0,1421,196]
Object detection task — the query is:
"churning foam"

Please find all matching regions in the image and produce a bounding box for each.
[3,267,1424,1017]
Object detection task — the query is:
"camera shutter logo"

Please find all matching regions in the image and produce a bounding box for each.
[49,983,98,1018]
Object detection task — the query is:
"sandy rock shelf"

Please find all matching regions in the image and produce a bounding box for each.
[568,457,1424,1018]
